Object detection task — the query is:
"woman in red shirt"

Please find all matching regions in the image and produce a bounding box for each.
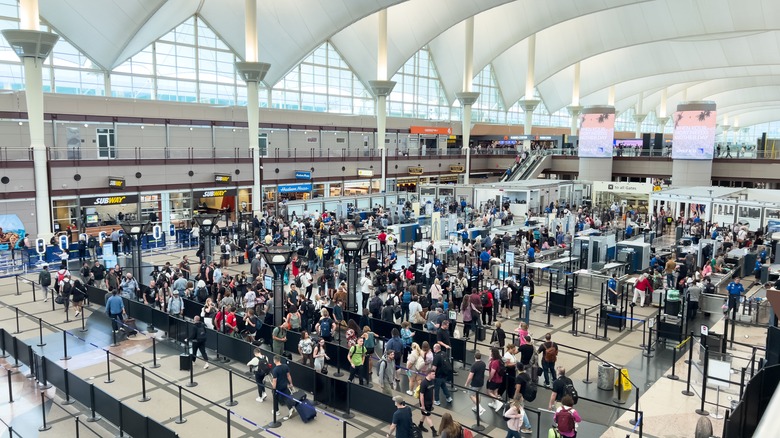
[486,347,504,411]
[632,273,652,307]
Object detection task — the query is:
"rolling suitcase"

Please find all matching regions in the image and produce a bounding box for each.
[179,353,192,371]
[123,317,138,337]
[293,391,316,423]
[238,254,245,264]
[476,325,486,342]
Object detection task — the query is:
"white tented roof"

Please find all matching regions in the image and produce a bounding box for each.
[35,0,780,125]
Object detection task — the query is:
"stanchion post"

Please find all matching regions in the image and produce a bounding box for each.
[642,320,654,358]
[175,385,187,424]
[79,309,87,332]
[87,383,102,422]
[629,388,640,425]
[37,318,46,347]
[104,350,114,384]
[111,326,119,347]
[343,381,355,419]
[682,332,695,396]
[38,356,51,390]
[471,390,485,431]
[13,307,20,334]
[38,391,51,431]
[0,331,8,358]
[31,280,36,302]
[6,369,12,403]
[75,416,81,438]
[61,331,71,361]
[138,366,150,402]
[334,348,344,377]
[342,420,347,438]
[582,351,592,384]
[666,345,679,380]
[226,409,231,438]
[613,369,625,404]
[695,344,710,416]
[545,293,553,328]
[267,391,281,428]
[25,345,35,379]
[62,371,74,405]
[151,337,160,368]
[225,370,237,406]
[186,343,197,388]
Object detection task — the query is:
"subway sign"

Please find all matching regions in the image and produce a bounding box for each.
[194,188,236,199]
[108,177,125,189]
[408,166,424,175]
[449,165,464,173]
[82,194,138,206]
[214,174,232,184]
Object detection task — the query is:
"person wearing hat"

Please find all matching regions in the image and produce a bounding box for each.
[168,289,184,317]
[387,395,413,438]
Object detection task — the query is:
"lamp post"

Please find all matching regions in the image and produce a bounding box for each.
[193,214,219,264]
[119,222,152,284]
[337,234,369,313]
[260,245,295,327]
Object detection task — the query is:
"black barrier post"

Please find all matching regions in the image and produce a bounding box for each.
[629,303,635,331]
[104,350,114,384]
[61,331,71,361]
[11,338,20,368]
[75,416,80,438]
[0,331,7,358]
[343,381,355,419]
[739,367,746,400]
[334,349,344,378]
[342,420,347,438]
[38,357,51,390]
[642,320,653,358]
[682,332,695,396]
[138,366,150,402]
[87,384,102,422]
[26,345,35,378]
[582,351,592,384]
[111,326,119,347]
[729,314,736,350]
[14,275,19,295]
[6,369,12,403]
[38,391,51,432]
[117,401,124,437]
[267,392,281,428]
[613,369,625,404]
[226,409,231,438]
[50,291,55,311]
[37,318,46,347]
[629,388,640,426]
[666,346,679,380]
[695,344,710,416]
[31,280,36,302]
[151,337,160,368]
[63,304,70,323]
[13,308,20,334]
[471,390,485,432]
[225,370,237,406]
[79,309,87,333]
[472,330,478,352]
[175,385,187,424]
[545,294,553,328]
[186,343,197,388]
[62,371,74,405]
[602,309,608,340]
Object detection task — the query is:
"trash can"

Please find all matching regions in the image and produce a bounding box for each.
[597,363,615,391]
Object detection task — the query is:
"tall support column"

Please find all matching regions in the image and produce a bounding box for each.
[3,2,58,240]
[520,34,539,151]
[633,114,647,138]
[457,17,479,185]
[567,62,582,137]
[567,106,582,137]
[236,0,270,217]
[608,86,616,106]
[371,9,395,193]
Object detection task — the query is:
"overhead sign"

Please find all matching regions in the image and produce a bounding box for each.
[108,177,125,189]
[82,194,138,206]
[593,181,653,194]
[449,165,464,173]
[295,171,312,180]
[214,173,232,184]
[357,169,374,177]
[701,324,709,336]
[410,126,452,135]
[408,166,424,175]
[194,189,236,199]
[278,183,312,194]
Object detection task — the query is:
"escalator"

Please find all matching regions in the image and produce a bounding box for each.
[500,154,552,182]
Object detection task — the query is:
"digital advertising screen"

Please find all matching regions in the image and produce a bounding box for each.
[672,108,717,159]
[578,112,615,158]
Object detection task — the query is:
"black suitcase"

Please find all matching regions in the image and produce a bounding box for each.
[293,391,316,423]
[238,255,245,264]
[179,353,192,371]
[282,351,293,361]
[123,317,138,337]
[476,326,486,342]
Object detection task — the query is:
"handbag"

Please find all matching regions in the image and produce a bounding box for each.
[55,294,64,305]
[321,364,328,375]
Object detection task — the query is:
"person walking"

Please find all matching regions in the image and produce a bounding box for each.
[387,395,413,438]
[537,333,558,387]
[39,263,52,302]
[486,347,504,411]
[632,273,652,308]
[105,289,126,332]
[188,316,210,369]
[464,351,487,416]
[549,367,574,411]
[347,336,368,385]
[377,349,396,395]
[504,392,533,436]
[247,348,271,402]
[553,395,582,438]
[417,370,438,436]
[431,344,453,406]
[271,355,297,421]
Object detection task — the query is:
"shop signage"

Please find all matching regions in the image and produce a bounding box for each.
[141,195,159,202]
[593,181,653,194]
[449,165,464,173]
[108,177,125,189]
[195,189,236,198]
[214,173,232,184]
[82,194,138,206]
[509,135,534,140]
[295,171,312,180]
[408,166,424,175]
[357,168,374,177]
[410,126,452,135]
[278,183,313,194]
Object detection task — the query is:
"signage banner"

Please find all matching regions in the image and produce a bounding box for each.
[593,181,653,194]
[357,169,374,177]
[214,173,232,184]
[82,194,138,206]
[408,166,424,175]
[295,171,312,180]
[108,177,125,189]
[278,183,313,194]
[578,111,615,158]
[449,165,464,173]
[672,103,717,160]
[195,189,236,199]
[410,126,452,135]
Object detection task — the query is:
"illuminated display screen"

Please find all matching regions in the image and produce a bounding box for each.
[578,112,615,158]
[672,109,717,160]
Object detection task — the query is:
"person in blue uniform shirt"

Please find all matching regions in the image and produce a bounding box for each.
[726,277,745,317]
[607,273,619,306]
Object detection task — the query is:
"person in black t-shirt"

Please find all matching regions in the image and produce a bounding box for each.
[464,351,487,416]
[518,335,535,367]
[549,366,572,411]
[387,396,413,438]
[271,355,296,421]
[417,370,437,435]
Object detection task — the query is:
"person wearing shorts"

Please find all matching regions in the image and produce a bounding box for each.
[464,351,487,416]
[417,370,437,436]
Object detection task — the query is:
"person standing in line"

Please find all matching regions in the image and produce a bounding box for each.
[537,333,558,387]
[247,348,271,402]
[187,316,210,369]
[464,351,487,416]
[387,395,413,438]
[431,344,453,406]
[39,263,52,302]
[271,355,296,421]
[486,347,504,411]
[553,395,582,438]
[347,336,367,385]
[549,367,574,411]
[504,392,533,436]
[377,349,396,395]
[417,370,438,437]
[687,280,702,320]
[105,289,126,332]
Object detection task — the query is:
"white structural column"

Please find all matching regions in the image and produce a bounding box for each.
[633,91,646,138]
[566,62,582,136]
[517,34,540,151]
[3,0,58,239]
[369,9,395,193]
[656,89,669,137]
[608,85,616,106]
[456,16,479,185]
[235,0,270,216]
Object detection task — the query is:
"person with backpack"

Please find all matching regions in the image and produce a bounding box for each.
[549,367,577,411]
[400,287,412,322]
[480,289,494,326]
[39,263,52,302]
[315,308,334,342]
[369,292,383,319]
[537,333,558,387]
[377,349,396,395]
[247,347,271,402]
[487,347,505,411]
[385,328,405,384]
[187,316,210,369]
[553,395,581,437]
[431,343,453,406]
[347,336,368,385]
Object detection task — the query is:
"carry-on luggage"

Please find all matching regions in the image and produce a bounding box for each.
[476,326,486,342]
[293,390,317,423]
[179,353,192,371]
[238,254,245,264]
[123,317,138,337]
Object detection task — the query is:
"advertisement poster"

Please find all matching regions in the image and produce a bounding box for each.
[672,109,717,159]
[578,112,615,158]
[0,214,25,249]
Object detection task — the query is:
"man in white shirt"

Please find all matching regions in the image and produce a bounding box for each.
[359,274,372,313]
[300,267,313,300]
[408,297,423,324]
